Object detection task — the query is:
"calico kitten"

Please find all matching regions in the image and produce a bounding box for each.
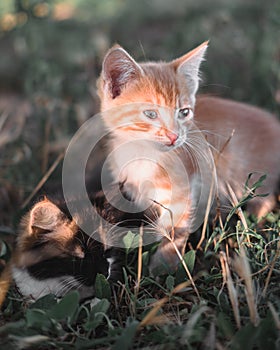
[9,197,108,302]
[97,42,280,268]
[0,187,158,305]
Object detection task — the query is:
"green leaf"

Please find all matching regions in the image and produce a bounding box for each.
[91,298,110,315]
[26,309,51,329]
[217,312,234,339]
[112,320,139,350]
[0,320,26,336]
[75,337,111,349]
[94,273,111,300]
[142,251,150,267]
[256,313,278,349]
[184,250,196,273]
[244,173,267,194]
[226,174,269,225]
[84,299,110,331]
[30,294,57,311]
[230,323,258,350]
[141,251,150,276]
[175,250,196,284]
[48,291,79,321]
[165,275,175,292]
[123,231,140,250]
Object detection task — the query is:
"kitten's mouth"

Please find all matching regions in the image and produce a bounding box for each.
[166,139,184,151]
[154,133,184,151]
[155,137,184,151]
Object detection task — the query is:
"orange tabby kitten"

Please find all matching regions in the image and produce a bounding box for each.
[97,42,280,269]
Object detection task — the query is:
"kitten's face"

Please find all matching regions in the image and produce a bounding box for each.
[98,43,208,150]
[102,100,194,151]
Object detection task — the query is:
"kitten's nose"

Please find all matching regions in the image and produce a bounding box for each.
[166,132,178,145]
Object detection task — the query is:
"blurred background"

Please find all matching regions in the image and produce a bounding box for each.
[0,0,279,229]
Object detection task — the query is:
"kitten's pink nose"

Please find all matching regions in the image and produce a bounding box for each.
[166,132,178,145]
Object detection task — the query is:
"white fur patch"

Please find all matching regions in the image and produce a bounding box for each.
[106,257,115,280]
[12,267,94,300]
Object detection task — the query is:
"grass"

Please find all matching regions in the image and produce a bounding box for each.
[0,191,279,349]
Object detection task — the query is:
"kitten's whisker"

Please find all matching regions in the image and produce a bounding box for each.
[75,235,86,247]
[87,228,100,242]
[188,127,225,140]
[58,277,80,296]
[182,139,216,167]
[57,281,73,296]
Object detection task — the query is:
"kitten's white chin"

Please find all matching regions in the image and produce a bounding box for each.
[157,143,173,152]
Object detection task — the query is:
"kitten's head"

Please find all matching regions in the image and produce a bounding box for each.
[98,42,208,149]
[14,198,108,300]
[18,198,85,262]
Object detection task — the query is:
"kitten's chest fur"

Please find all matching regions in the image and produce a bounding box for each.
[111,140,159,186]
[109,136,193,229]
[110,139,170,190]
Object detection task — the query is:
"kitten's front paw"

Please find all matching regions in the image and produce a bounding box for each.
[148,233,189,277]
[149,244,180,277]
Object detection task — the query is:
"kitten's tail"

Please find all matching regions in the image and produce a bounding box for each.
[0,263,12,308]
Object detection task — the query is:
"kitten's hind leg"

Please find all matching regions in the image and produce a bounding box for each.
[246,193,277,219]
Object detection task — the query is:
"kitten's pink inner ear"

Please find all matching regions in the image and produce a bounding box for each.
[172,41,209,69]
[102,46,143,99]
[29,199,64,233]
[172,41,209,104]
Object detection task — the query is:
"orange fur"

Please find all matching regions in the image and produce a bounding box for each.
[98,43,280,269]
[15,198,82,267]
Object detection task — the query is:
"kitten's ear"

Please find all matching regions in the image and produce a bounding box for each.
[29,198,66,235]
[172,41,208,104]
[102,45,143,99]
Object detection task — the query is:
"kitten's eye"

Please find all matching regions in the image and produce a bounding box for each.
[144,110,158,119]
[178,107,192,119]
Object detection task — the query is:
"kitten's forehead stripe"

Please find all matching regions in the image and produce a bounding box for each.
[140,64,179,107]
